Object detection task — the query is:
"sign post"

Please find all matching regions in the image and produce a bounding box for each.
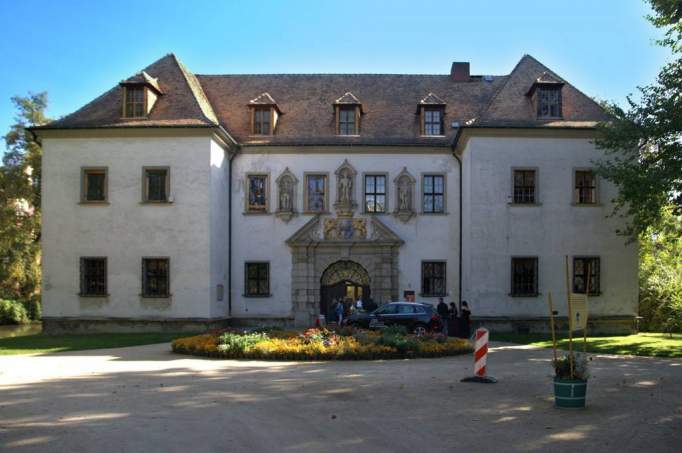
[461,328,497,384]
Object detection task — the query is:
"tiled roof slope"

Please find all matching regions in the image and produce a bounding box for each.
[198,74,506,145]
[40,53,608,145]
[44,54,217,129]
[475,55,609,128]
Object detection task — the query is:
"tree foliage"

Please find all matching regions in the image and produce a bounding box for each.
[639,208,682,334]
[595,0,682,240]
[0,92,49,299]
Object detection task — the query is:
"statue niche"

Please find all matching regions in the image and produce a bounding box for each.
[275,168,298,222]
[393,167,416,223]
[334,160,357,216]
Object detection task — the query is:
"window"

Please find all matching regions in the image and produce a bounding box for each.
[423,174,445,213]
[306,174,327,212]
[80,257,107,296]
[338,107,357,135]
[422,107,444,135]
[142,258,170,297]
[574,170,597,204]
[422,261,446,297]
[143,167,170,202]
[511,257,539,296]
[245,262,270,297]
[247,175,268,212]
[375,304,398,315]
[573,257,600,295]
[81,168,107,203]
[364,174,386,213]
[252,107,272,135]
[513,169,536,204]
[537,86,562,118]
[124,86,145,118]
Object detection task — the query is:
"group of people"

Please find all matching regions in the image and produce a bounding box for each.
[332,296,376,325]
[436,298,471,339]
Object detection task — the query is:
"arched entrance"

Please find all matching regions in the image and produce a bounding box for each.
[320,261,371,320]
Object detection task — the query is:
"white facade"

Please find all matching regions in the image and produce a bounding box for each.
[40,129,638,332]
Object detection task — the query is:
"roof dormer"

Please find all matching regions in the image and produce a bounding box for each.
[526,72,564,119]
[119,71,163,119]
[334,92,362,136]
[418,93,446,136]
[248,92,281,135]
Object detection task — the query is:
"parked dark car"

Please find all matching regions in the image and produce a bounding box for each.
[345,302,443,335]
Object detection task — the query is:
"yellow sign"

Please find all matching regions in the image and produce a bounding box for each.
[569,293,589,331]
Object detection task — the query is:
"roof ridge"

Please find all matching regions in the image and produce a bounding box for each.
[171,54,219,125]
[195,73,505,78]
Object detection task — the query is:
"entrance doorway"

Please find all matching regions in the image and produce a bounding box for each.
[320,261,370,321]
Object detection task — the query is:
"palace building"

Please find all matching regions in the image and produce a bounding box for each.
[33,54,638,333]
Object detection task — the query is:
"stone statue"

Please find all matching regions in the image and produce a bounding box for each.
[279,178,292,211]
[339,172,352,203]
[399,183,410,211]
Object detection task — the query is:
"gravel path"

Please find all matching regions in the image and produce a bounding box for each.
[1,342,680,452]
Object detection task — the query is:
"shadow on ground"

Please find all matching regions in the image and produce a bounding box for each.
[0,343,680,452]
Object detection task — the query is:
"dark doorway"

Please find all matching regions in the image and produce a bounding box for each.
[319,260,371,321]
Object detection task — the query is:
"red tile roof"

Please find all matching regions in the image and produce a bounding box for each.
[37,53,609,146]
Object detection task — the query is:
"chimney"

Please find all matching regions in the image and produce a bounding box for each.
[450,62,470,82]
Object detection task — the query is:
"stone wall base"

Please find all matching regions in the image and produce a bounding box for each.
[42,317,231,334]
[472,316,637,336]
[229,317,296,329]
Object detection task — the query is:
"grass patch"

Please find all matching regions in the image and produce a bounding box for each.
[492,332,682,358]
[0,332,195,355]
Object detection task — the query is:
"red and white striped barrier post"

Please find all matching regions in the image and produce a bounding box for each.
[461,328,497,383]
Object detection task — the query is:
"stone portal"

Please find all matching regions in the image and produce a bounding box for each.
[286,216,404,327]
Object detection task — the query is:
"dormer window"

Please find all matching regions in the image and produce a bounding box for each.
[253,107,272,135]
[124,86,145,118]
[338,107,357,135]
[527,72,563,119]
[120,71,162,119]
[334,92,362,136]
[537,85,562,118]
[423,108,444,135]
[248,93,280,135]
[418,93,446,136]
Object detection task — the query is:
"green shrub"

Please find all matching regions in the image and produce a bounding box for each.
[217,331,268,353]
[0,299,30,324]
[381,324,408,337]
[20,296,41,321]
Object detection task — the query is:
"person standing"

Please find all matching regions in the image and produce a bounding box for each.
[449,302,458,337]
[437,298,449,335]
[356,297,364,311]
[335,299,345,325]
[460,301,471,339]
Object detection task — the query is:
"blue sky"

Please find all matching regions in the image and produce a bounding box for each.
[0,0,671,153]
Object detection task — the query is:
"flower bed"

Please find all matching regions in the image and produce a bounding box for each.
[171,326,473,361]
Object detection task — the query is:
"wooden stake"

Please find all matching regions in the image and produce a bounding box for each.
[548,292,558,362]
[565,255,574,379]
[584,263,591,353]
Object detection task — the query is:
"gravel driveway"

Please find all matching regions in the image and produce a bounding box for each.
[1,342,680,452]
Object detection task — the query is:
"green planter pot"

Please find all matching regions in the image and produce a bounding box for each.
[554,377,588,408]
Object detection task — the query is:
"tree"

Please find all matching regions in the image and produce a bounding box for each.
[0,92,50,299]
[595,0,682,240]
[639,208,682,334]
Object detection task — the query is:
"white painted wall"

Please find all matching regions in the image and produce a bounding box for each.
[461,136,638,318]
[41,135,214,319]
[230,149,461,318]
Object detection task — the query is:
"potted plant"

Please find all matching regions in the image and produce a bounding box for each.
[552,352,590,408]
